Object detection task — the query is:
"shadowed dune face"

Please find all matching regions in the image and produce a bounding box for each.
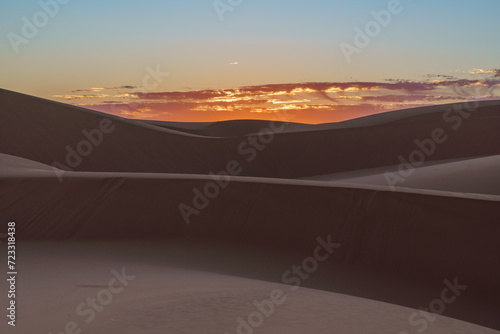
[1,89,500,331]
[1,89,500,179]
[2,174,500,285]
[1,162,500,328]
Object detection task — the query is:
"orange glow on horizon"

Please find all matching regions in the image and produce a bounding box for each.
[101,104,393,125]
[56,78,499,125]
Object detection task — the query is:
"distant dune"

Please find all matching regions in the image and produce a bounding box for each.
[2,89,500,178]
[1,88,499,333]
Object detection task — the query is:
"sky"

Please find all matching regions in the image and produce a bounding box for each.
[1,0,500,123]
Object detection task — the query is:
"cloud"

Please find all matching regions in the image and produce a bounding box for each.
[72,85,137,93]
[423,74,457,80]
[484,69,500,77]
[118,106,164,119]
[359,94,466,103]
[467,68,500,77]
[52,94,110,100]
[57,70,500,123]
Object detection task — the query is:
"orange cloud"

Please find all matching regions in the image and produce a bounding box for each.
[54,71,500,124]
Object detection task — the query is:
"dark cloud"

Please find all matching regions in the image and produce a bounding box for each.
[424,74,457,80]
[133,90,221,100]
[359,95,466,103]
[72,85,137,93]
[489,70,500,77]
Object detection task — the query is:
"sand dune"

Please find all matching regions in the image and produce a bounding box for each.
[142,100,500,136]
[10,241,498,334]
[2,88,500,178]
[140,119,310,136]
[1,155,500,329]
[306,155,500,195]
[0,152,59,175]
[1,89,500,332]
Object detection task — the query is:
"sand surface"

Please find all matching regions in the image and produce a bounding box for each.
[3,241,497,334]
[0,88,499,333]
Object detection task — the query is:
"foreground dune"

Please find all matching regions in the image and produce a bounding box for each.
[1,89,499,332]
[1,153,499,330]
[7,241,497,334]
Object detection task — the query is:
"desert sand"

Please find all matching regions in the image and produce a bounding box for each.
[0,88,499,333]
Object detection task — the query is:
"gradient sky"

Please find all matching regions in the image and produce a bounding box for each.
[1,0,500,123]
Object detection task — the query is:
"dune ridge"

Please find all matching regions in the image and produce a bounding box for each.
[2,88,500,178]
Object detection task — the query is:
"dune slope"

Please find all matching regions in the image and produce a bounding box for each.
[1,164,500,328]
[2,89,500,178]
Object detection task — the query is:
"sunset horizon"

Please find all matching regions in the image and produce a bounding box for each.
[2,0,499,123]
